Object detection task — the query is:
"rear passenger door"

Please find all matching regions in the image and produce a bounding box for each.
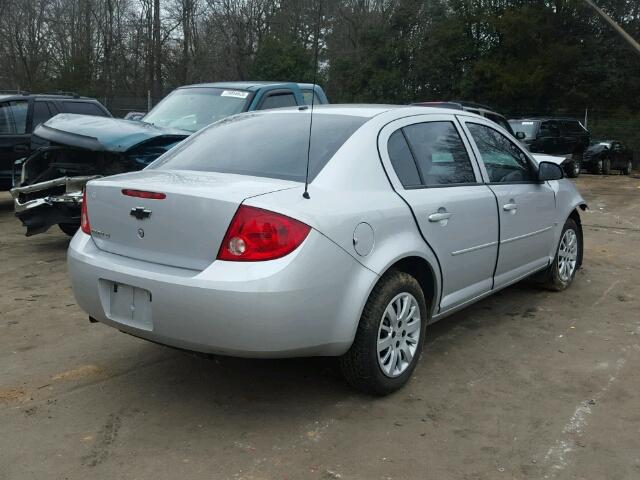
[460,118,556,288]
[538,121,561,154]
[379,114,499,312]
[560,121,579,154]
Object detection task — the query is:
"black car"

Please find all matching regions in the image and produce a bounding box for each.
[413,101,516,135]
[508,117,590,178]
[583,140,634,175]
[0,91,110,190]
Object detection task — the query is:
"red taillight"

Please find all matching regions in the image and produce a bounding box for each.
[122,189,166,200]
[80,189,91,234]
[217,205,310,261]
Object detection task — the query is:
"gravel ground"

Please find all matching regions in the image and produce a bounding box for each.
[1,173,639,480]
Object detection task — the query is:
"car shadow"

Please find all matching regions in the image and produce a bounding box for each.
[0,193,14,212]
[94,280,549,411]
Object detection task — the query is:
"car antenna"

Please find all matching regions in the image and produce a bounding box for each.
[303,0,321,200]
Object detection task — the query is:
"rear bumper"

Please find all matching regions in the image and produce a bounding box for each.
[10,176,98,235]
[68,230,378,358]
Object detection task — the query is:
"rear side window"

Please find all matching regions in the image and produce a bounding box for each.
[0,100,28,134]
[62,101,106,116]
[150,112,367,182]
[32,101,55,128]
[387,130,421,187]
[259,92,297,110]
[402,121,476,186]
[302,90,322,105]
[539,121,559,136]
[467,123,535,183]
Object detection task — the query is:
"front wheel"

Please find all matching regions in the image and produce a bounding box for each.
[340,270,427,395]
[541,218,581,291]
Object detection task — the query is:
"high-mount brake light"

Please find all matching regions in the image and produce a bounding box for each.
[217,205,310,262]
[80,189,91,234]
[122,189,166,200]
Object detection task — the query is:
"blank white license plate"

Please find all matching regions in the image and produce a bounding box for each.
[106,281,153,331]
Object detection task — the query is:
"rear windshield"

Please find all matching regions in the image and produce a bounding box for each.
[149,112,367,182]
[509,120,538,139]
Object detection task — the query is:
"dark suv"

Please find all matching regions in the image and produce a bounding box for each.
[508,117,590,177]
[0,92,110,190]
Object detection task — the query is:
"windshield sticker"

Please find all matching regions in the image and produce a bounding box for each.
[221,90,249,99]
[522,121,534,125]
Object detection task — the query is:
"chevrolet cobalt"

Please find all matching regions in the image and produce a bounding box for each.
[68,106,586,394]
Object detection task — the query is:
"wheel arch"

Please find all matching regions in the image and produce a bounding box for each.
[568,204,586,268]
[378,255,439,319]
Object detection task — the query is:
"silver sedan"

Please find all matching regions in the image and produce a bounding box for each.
[68,105,586,394]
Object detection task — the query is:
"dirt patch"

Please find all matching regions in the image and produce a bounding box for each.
[52,364,103,382]
[0,387,27,403]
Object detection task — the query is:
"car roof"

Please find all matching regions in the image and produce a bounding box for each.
[178,81,311,91]
[0,92,98,101]
[510,117,581,122]
[413,100,502,114]
[257,104,489,120]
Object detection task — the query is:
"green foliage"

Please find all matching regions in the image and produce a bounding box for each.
[250,36,316,82]
[1,0,638,146]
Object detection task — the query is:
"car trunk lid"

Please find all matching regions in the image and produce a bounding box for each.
[85,170,299,270]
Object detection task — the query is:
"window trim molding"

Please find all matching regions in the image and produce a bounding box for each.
[382,117,484,190]
[457,116,541,185]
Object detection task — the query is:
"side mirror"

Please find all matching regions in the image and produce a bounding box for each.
[515,131,526,140]
[538,161,563,182]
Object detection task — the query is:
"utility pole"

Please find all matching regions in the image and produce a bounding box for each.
[582,0,640,55]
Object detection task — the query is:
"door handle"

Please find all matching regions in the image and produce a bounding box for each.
[428,211,452,223]
[503,202,518,212]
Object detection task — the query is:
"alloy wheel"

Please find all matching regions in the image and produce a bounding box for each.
[558,229,578,282]
[377,292,421,377]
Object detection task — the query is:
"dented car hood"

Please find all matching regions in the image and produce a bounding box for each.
[35,113,190,152]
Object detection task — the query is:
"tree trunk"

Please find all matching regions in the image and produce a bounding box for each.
[152,0,162,101]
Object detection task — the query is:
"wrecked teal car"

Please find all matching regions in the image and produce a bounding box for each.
[10,82,328,236]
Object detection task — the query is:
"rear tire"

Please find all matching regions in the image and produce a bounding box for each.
[592,158,604,175]
[602,157,611,175]
[622,160,633,175]
[566,158,581,178]
[340,270,427,395]
[58,223,80,236]
[541,218,581,291]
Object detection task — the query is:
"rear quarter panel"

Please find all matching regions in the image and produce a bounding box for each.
[244,116,443,318]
